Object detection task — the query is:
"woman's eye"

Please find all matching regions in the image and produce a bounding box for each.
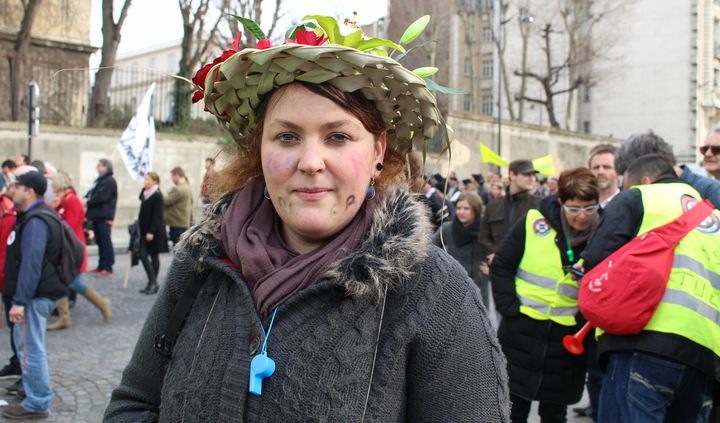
[328,133,350,143]
[277,133,298,143]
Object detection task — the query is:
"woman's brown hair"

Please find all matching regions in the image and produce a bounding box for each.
[456,191,484,217]
[146,171,160,185]
[558,168,598,203]
[211,82,408,199]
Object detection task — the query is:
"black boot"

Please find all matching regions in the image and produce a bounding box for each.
[140,281,159,294]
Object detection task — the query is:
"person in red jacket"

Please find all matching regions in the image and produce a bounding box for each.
[0,189,21,380]
[46,171,111,330]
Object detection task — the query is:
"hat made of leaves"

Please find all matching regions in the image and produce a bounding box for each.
[195,15,451,154]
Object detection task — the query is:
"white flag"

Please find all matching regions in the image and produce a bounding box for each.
[118,83,157,181]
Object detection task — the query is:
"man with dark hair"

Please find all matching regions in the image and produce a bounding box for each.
[480,159,541,268]
[2,160,16,191]
[15,155,29,167]
[2,171,67,419]
[164,167,193,245]
[84,159,118,277]
[581,152,720,422]
[472,173,489,204]
[589,144,620,208]
[613,131,720,208]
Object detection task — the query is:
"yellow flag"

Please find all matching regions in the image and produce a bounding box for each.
[479,143,508,167]
[532,154,556,176]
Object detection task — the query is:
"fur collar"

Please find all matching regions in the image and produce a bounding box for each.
[175,186,432,299]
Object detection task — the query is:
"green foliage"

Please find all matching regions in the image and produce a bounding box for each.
[232,14,267,40]
[424,78,467,95]
[412,67,439,78]
[400,15,431,45]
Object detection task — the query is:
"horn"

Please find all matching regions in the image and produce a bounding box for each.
[562,322,593,355]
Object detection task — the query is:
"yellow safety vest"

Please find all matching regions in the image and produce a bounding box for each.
[623,183,720,357]
[514,209,579,326]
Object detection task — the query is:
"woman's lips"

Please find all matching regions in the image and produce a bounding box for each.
[294,188,331,201]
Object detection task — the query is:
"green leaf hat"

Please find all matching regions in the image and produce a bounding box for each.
[197,15,444,154]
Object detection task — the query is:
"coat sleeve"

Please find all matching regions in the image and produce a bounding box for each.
[490,218,526,317]
[680,165,720,209]
[103,257,195,422]
[478,207,493,258]
[406,256,510,422]
[86,177,117,207]
[163,187,180,208]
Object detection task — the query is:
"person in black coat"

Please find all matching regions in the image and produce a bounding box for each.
[84,159,118,275]
[491,168,600,422]
[137,172,168,294]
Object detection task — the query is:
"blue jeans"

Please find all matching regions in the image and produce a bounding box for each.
[67,274,88,294]
[12,297,57,413]
[93,220,114,272]
[598,351,713,422]
[168,227,187,245]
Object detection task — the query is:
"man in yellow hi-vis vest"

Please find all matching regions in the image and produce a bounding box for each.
[582,154,719,422]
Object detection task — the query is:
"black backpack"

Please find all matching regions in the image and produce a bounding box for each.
[32,209,85,285]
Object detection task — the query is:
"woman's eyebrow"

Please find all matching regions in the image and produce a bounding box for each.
[269,119,356,131]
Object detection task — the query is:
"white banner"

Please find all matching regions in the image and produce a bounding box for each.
[118,83,156,182]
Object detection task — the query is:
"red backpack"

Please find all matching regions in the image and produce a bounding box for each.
[578,199,715,335]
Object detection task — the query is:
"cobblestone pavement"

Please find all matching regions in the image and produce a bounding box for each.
[0,251,593,422]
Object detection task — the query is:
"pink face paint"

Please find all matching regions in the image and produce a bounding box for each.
[350,154,361,178]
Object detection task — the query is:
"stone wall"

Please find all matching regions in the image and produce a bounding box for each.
[0,122,223,226]
[422,112,621,178]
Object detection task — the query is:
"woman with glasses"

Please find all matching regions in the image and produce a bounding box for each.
[491,168,599,422]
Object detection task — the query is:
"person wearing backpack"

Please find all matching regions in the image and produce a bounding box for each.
[45,171,112,330]
[581,154,719,422]
[2,171,67,419]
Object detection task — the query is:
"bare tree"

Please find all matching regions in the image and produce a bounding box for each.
[173,0,230,127]
[221,0,283,47]
[87,0,133,128]
[485,1,517,121]
[8,0,43,121]
[457,0,480,112]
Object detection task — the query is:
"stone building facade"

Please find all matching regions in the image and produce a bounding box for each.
[0,0,94,126]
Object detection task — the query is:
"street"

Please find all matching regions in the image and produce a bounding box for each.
[0,251,592,422]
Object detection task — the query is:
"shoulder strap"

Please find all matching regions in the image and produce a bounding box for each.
[654,199,716,244]
[154,276,206,358]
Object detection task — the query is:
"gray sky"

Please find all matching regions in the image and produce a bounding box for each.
[91,0,389,55]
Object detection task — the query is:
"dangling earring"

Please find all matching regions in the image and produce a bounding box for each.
[366,178,376,200]
[264,186,271,199]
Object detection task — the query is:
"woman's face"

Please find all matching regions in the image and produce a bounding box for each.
[561,198,599,232]
[261,85,386,253]
[143,174,155,189]
[455,200,475,226]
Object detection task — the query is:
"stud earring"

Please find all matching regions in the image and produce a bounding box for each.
[263,186,271,199]
[376,163,384,171]
[366,177,376,200]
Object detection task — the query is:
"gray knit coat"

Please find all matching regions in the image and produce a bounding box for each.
[103,187,510,423]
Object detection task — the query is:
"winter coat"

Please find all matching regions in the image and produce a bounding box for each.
[581,179,719,381]
[55,189,88,272]
[85,171,118,221]
[432,215,489,305]
[163,182,193,228]
[490,197,588,404]
[0,195,17,291]
[138,189,169,254]
[480,189,540,257]
[104,187,510,423]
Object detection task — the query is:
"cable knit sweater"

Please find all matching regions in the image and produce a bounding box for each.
[103,187,510,423]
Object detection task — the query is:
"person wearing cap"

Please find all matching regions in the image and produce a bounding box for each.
[105,16,509,422]
[479,159,541,273]
[2,171,68,419]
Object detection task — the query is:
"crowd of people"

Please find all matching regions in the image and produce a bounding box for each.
[1,16,720,421]
[0,155,204,419]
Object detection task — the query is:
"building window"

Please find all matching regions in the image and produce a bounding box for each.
[464,57,472,76]
[464,95,473,112]
[148,58,156,71]
[583,120,591,133]
[482,95,493,115]
[482,27,493,43]
[130,62,138,83]
[482,60,493,78]
[584,85,591,102]
[166,53,176,72]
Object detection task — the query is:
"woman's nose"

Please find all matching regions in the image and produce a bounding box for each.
[297,140,326,174]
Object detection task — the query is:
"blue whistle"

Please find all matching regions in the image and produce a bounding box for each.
[249,353,276,396]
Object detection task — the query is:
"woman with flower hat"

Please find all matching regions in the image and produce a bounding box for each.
[105,15,509,422]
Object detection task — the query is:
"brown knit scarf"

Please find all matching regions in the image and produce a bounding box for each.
[221,178,375,319]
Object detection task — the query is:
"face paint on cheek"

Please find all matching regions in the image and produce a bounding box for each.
[346,195,356,209]
[350,155,361,178]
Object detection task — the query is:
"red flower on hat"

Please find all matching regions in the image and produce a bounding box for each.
[191,33,242,104]
[285,29,327,46]
[256,38,272,49]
